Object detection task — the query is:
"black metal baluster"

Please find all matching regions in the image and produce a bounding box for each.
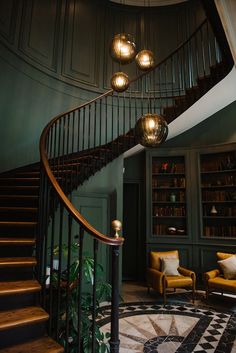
[91,239,98,353]
[109,245,120,353]
[88,104,91,149]
[65,214,73,353]
[42,180,50,309]
[48,195,56,337]
[105,96,108,144]
[93,101,97,149]
[159,67,163,116]
[77,227,84,352]
[56,204,64,341]
[82,107,85,151]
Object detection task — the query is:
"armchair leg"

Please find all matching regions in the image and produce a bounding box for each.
[163,279,167,306]
[147,286,150,294]
[163,289,166,306]
[192,284,195,304]
[206,286,209,301]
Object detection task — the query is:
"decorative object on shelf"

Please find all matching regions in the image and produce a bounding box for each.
[160,162,169,173]
[167,227,176,235]
[134,113,168,147]
[110,71,129,92]
[110,33,136,64]
[176,229,185,235]
[135,49,154,70]
[210,205,218,215]
[170,192,176,202]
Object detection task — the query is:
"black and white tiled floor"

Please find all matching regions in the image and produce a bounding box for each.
[98,302,236,353]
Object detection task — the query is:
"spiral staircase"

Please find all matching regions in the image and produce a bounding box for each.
[0,8,234,353]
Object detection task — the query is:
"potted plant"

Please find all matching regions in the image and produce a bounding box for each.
[51,238,111,353]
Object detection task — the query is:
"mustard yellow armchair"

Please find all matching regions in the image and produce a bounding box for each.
[147,250,196,304]
[204,252,236,300]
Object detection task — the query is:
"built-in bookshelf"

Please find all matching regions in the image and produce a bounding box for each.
[200,150,236,238]
[151,155,188,237]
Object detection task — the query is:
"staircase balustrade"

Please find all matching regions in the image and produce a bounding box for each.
[38,18,233,353]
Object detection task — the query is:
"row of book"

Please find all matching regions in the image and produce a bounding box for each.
[204,225,236,237]
[153,206,186,217]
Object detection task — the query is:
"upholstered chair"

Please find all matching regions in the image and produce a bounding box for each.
[204,252,236,300]
[147,250,196,304]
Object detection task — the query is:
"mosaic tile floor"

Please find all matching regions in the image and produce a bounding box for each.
[98,302,236,353]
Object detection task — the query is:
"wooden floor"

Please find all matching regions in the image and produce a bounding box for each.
[121,281,236,312]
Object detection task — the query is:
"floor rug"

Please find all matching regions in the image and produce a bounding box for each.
[98,302,236,353]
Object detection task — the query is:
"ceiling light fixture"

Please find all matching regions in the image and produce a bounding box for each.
[135,113,168,147]
[110,71,130,92]
[110,33,136,64]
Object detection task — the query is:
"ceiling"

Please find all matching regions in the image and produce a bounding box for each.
[109,0,187,6]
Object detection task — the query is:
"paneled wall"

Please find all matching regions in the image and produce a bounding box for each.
[0,0,205,93]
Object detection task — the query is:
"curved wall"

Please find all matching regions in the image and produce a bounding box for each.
[0,0,204,172]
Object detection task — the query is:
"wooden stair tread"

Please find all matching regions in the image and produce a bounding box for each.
[0,336,64,353]
[0,206,37,211]
[0,257,37,267]
[0,306,49,331]
[0,178,40,182]
[0,195,38,199]
[0,186,39,190]
[0,221,37,226]
[0,237,35,245]
[0,280,41,296]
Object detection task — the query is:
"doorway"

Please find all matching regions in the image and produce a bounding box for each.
[122,182,144,281]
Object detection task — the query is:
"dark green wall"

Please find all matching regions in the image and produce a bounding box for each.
[0,0,205,172]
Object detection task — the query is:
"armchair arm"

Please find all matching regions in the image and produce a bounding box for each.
[204,269,220,281]
[147,268,165,293]
[147,268,164,280]
[178,266,195,279]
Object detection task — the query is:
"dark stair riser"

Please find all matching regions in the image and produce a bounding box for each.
[0,268,36,281]
[0,321,46,349]
[0,186,39,195]
[0,196,39,207]
[0,178,40,186]
[0,292,40,311]
[0,245,35,258]
[0,222,37,236]
[0,208,38,221]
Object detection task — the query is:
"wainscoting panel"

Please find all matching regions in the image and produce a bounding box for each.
[0,0,18,44]
[62,0,101,87]
[19,0,61,72]
[72,192,110,280]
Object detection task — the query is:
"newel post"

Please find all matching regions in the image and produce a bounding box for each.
[109,220,122,353]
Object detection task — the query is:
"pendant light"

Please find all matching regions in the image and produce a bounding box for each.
[110,71,129,92]
[135,113,168,147]
[110,33,136,64]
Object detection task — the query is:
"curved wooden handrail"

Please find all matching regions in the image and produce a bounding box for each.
[40,17,232,247]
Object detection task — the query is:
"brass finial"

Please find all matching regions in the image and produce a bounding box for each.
[111,220,122,238]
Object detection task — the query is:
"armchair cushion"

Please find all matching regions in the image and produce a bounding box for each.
[218,255,236,279]
[150,250,178,271]
[161,257,180,276]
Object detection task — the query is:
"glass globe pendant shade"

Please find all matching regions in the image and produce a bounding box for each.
[110,72,129,92]
[135,49,155,71]
[110,33,136,64]
[135,113,168,147]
